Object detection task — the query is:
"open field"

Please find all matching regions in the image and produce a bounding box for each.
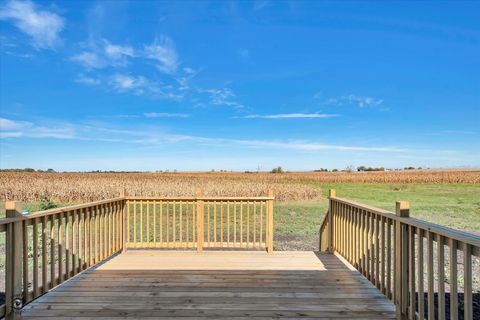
[1,170,479,250]
[1,169,479,203]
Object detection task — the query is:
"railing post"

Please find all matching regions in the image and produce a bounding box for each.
[266,190,274,253]
[120,188,127,253]
[328,189,336,253]
[196,189,204,253]
[395,201,410,320]
[5,201,24,320]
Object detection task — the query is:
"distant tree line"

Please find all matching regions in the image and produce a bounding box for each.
[0,168,56,172]
[1,166,426,174]
[356,166,385,172]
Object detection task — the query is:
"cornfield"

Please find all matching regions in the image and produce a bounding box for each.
[0,169,479,203]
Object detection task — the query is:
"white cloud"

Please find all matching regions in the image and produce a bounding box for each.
[71,40,134,69]
[104,40,134,65]
[253,0,269,11]
[75,74,101,85]
[108,74,183,100]
[325,94,384,108]
[244,113,338,119]
[0,117,74,139]
[71,51,105,69]
[110,74,148,93]
[0,0,64,49]
[144,112,190,118]
[0,117,410,155]
[0,117,32,130]
[183,67,196,75]
[144,36,179,74]
[232,139,407,153]
[201,88,244,109]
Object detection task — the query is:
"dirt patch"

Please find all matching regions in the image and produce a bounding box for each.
[275,233,319,251]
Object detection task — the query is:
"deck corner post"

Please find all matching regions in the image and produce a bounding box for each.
[395,201,410,320]
[196,189,204,252]
[266,190,274,253]
[5,201,24,320]
[120,188,127,253]
[327,189,336,253]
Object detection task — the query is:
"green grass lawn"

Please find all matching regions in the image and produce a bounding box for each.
[275,183,480,250]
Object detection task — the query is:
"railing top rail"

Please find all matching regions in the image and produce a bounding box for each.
[0,217,24,226]
[22,197,125,219]
[331,196,397,220]
[330,195,480,254]
[126,196,275,201]
[398,216,480,252]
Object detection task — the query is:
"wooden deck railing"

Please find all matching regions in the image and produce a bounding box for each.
[125,191,274,252]
[319,189,480,320]
[0,191,274,319]
[0,197,125,319]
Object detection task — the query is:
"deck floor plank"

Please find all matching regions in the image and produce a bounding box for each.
[21,251,395,319]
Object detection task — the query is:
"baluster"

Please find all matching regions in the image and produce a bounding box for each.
[463,243,472,320]
[418,228,425,320]
[33,218,39,298]
[449,238,458,320]
[438,235,445,320]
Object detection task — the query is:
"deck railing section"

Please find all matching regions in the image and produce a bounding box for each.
[125,191,274,252]
[319,189,480,320]
[0,191,274,319]
[1,197,125,319]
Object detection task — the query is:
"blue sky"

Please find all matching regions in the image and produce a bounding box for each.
[0,0,479,171]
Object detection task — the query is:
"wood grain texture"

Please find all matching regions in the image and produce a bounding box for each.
[21,251,394,319]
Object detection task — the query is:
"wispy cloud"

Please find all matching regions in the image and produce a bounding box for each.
[253,0,269,11]
[243,113,338,119]
[108,74,183,100]
[0,0,64,49]
[71,39,134,69]
[71,51,105,69]
[232,139,407,153]
[200,88,244,109]
[0,117,74,139]
[1,117,407,154]
[109,74,149,95]
[325,94,384,108]
[75,74,101,85]
[104,40,134,62]
[144,36,179,74]
[144,112,190,118]
[441,130,476,135]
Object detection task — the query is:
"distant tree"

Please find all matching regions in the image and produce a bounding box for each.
[357,166,385,172]
[270,166,284,173]
[332,169,338,172]
[345,165,355,173]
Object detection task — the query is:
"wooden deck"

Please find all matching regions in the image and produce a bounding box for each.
[21,251,395,319]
